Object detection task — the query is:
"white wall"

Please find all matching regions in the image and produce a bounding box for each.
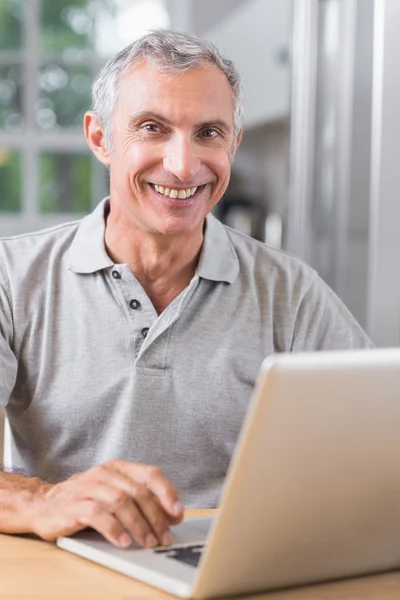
[192,0,247,35]
[204,0,292,128]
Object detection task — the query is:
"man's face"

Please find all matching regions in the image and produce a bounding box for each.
[102,60,241,237]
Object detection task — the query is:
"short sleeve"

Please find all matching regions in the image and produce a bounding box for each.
[0,252,18,408]
[291,274,373,351]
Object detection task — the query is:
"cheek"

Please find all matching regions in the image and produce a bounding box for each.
[116,136,155,166]
[122,145,146,169]
[111,148,152,188]
[213,153,232,185]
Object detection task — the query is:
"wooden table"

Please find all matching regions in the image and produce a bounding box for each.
[3,509,400,599]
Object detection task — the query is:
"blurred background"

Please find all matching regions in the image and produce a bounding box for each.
[0,0,399,346]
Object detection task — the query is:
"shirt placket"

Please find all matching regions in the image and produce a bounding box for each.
[109,264,158,360]
[137,273,201,356]
[109,264,200,369]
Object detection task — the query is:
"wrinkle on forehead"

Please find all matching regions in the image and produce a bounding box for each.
[116,61,235,129]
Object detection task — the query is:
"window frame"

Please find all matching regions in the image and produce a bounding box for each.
[0,0,106,233]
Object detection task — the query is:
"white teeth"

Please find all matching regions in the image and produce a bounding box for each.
[152,185,199,199]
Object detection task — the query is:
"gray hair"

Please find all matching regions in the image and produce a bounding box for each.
[91,29,244,151]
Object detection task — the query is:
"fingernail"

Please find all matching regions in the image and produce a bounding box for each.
[173,500,183,516]
[145,533,158,548]
[162,531,174,546]
[119,533,132,548]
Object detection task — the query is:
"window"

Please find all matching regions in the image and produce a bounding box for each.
[0,0,170,235]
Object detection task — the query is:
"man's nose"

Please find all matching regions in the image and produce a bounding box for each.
[163,134,201,182]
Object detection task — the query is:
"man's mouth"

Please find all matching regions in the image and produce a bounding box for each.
[149,183,204,199]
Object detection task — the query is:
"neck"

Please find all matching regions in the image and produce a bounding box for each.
[104,204,204,313]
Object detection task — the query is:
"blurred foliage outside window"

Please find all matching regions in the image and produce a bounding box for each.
[39,0,100,131]
[0,149,21,212]
[0,64,24,131]
[41,0,95,52]
[41,0,170,56]
[0,0,22,51]
[39,153,91,213]
[0,0,96,214]
[37,63,92,128]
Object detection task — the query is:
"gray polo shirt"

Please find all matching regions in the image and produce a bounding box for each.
[0,199,371,507]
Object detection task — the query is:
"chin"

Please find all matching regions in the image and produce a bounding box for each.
[153,214,205,237]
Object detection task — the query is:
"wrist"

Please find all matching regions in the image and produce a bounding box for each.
[0,472,53,534]
[23,478,54,534]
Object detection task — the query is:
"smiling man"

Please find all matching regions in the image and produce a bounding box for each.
[0,30,371,550]
[87,57,240,314]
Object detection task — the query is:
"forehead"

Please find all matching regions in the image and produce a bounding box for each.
[116,60,235,126]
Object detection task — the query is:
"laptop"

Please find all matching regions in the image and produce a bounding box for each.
[57,348,400,598]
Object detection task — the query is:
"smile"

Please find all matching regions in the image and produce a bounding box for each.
[150,184,204,199]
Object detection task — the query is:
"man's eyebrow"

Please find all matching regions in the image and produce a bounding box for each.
[128,111,174,126]
[128,112,232,132]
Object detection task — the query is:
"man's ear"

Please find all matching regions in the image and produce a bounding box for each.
[231,128,243,160]
[236,128,243,149]
[84,111,111,166]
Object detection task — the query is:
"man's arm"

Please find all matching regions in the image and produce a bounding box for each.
[0,469,49,533]
[0,260,185,549]
[0,460,184,548]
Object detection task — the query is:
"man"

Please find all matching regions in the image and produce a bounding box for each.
[0,30,371,550]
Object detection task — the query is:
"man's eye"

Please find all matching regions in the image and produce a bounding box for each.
[143,123,161,133]
[201,128,218,138]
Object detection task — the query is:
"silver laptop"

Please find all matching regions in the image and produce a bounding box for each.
[57,348,400,598]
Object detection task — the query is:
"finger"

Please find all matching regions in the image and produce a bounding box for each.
[69,500,132,548]
[113,494,163,548]
[109,461,184,520]
[124,483,175,546]
[77,481,168,547]
[144,467,184,522]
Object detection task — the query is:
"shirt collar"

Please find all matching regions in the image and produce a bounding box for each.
[68,198,239,284]
[68,198,114,274]
[196,213,239,284]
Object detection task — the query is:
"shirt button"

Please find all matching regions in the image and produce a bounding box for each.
[141,327,149,338]
[112,270,121,279]
[130,299,141,310]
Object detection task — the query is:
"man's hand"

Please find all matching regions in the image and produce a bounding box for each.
[29,460,184,548]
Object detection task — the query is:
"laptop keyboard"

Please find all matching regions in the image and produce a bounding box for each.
[154,543,205,568]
